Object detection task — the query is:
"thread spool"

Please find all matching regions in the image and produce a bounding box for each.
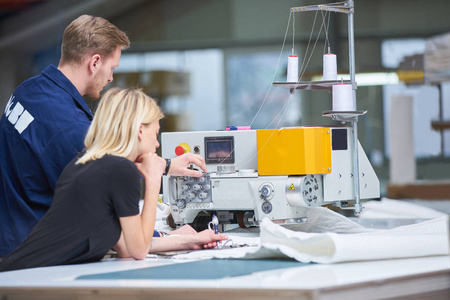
[323,53,337,81]
[287,55,298,82]
[332,84,354,111]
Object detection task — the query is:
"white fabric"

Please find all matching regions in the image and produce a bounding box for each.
[258,216,449,263]
[283,207,372,233]
[359,198,448,219]
[152,198,449,264]
[174,208,449,264]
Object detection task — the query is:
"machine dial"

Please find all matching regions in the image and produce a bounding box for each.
[259,183,274,200]
[261,201,273,214]
[198,192,208,199]
[186,192,196,200]
[217,165,235,175]
[176,199,186,209]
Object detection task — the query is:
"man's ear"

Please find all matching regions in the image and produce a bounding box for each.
[89,54,102,74]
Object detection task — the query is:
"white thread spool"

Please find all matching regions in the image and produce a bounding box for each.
[332,84,354,111]
[287,55,298,82]
[323,53,337,81]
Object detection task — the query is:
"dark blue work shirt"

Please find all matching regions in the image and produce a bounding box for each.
[0,65,93,256]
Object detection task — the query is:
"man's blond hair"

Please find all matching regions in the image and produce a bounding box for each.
[77,88,164,164]
[60,15,130,66]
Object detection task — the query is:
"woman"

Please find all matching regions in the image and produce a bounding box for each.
[0,88,227,272]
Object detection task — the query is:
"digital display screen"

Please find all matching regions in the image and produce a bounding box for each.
[204,136,234,164]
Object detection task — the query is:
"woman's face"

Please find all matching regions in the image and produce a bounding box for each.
[139,120,160,155]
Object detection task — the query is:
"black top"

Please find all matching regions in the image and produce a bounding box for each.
[0,155,140,272]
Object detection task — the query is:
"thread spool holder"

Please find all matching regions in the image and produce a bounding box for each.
[322,110,366,123]
[274,0,364,214]
[272,80,353,94]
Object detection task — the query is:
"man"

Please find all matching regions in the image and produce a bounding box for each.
[0,15,130,257]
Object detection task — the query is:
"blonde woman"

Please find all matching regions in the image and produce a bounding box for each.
[0,88,227,272]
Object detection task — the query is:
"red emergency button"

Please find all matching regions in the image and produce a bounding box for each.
[175,146,186,156]
[175,143,191,156]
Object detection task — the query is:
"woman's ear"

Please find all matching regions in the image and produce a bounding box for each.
[138,124,144,141]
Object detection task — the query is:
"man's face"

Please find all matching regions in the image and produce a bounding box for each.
[85,46,121,99]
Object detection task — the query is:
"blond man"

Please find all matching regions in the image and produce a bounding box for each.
[0,15,129,257]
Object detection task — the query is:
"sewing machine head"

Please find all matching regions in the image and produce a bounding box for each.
[162,127,379,230]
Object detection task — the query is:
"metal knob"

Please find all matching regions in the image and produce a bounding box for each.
[260,184,272,198]
[217,165,235,175]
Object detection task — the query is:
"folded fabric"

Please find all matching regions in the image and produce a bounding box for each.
[175,212,449,264]
[259,215,449,263]
[282,207,373,233]
[359,198,448,219]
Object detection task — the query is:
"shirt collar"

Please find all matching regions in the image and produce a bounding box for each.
[42,65,93,121]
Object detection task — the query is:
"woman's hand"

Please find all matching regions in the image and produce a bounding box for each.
[168,153,208,177]
[135,152,165,185]
[148,230,229,253]
[189,229,229,249]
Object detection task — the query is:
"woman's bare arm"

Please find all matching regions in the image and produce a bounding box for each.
[149,230,228,253]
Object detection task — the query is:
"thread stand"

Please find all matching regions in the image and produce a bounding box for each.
[274,1,364,214]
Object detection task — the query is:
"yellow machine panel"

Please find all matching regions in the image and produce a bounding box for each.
[257,127,331,175]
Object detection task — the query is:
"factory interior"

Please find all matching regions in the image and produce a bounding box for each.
[0,0,449,299]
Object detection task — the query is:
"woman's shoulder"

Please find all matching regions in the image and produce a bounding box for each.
[100,155,135,168]
[100,155,139,175]
[72,154,139,179]
[100,155,141,187]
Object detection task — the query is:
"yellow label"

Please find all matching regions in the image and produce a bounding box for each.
[288,184,295,191]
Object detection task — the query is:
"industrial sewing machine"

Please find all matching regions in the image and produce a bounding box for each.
[161,126,379,229]
[162,1,379,229]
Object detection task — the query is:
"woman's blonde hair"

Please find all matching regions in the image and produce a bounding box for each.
[77,88,164,164]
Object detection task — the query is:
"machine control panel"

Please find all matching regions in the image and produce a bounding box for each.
[161,130,257,173]
[170,173,212,209]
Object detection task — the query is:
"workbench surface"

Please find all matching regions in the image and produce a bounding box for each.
[1,255,449,300]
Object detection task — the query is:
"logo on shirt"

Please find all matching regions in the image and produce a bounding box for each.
[4,95,34,134]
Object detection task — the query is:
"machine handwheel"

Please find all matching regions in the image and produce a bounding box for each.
[237,212,246,228]
[237,211,256,228]
[167,213,176,229]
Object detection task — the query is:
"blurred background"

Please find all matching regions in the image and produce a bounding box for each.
[1,0,450,200]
